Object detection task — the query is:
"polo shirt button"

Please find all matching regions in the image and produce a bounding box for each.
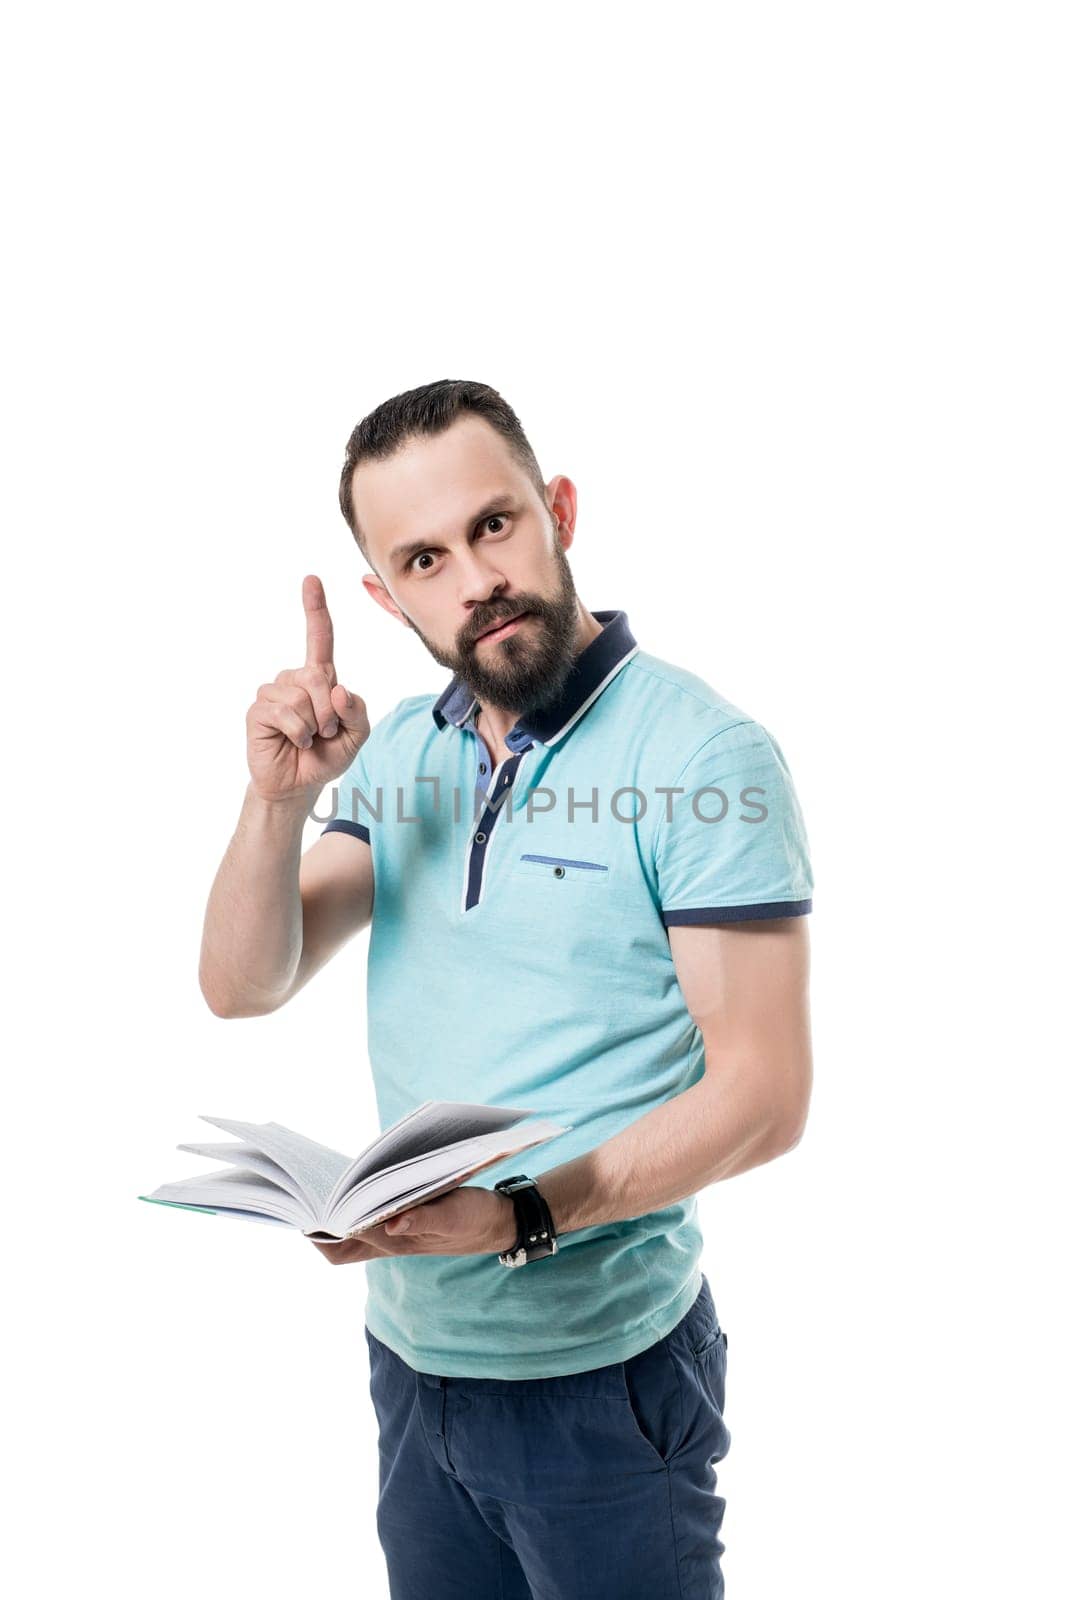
[553,865,565,878]
[479,762,486,773]
[475,831,487,844]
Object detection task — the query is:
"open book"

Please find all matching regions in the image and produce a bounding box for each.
[138,1100,572,1242]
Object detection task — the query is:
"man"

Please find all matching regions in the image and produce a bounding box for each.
[199,378,814,1599]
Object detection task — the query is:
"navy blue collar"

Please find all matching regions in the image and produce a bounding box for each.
[431,609,638,749]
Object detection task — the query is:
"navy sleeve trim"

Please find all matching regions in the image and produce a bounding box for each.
[662,898,812,926]
[321,820,371,845]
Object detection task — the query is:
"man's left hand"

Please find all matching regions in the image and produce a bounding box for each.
[311,1184,516,1265]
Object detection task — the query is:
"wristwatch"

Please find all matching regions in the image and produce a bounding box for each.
[494,1174,558,1268]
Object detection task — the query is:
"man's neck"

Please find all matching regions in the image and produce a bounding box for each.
[474,602,603,766]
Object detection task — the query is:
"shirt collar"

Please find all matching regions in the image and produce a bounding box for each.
[431,609,639,749]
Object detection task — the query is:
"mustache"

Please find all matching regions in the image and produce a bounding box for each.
[462,604,540,645]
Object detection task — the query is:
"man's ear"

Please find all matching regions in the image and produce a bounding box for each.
[544,474,577,547]
[362,573,412,628]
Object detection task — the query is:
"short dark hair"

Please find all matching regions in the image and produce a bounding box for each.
[338,379,546,564]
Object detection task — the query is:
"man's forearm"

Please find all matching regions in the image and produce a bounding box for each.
[537,1056,800,1236]
[199,784,314,1016]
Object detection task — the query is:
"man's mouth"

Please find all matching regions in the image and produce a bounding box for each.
[475,611,529,642]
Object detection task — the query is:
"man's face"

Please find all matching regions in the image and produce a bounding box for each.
[352,415,582,714]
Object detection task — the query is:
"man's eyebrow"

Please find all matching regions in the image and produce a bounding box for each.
[388,494,522,569]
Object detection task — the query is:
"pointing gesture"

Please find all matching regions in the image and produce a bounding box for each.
[303,573,335,669]
[246,575,370,803]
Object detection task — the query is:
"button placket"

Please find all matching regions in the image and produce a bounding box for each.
[461,738,534,912]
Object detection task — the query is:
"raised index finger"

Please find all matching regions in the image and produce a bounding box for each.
[302,574,334,668]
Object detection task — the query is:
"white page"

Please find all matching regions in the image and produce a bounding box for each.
[196,1117,352,1213]
[324,1100,532,1212]
[328,1126,530,1213]
[208,1206,294,1229]
[176,1141,309,1206]
[143,1198,296,1230]
[143,1167,312,1226]
[328,1117,571,1234]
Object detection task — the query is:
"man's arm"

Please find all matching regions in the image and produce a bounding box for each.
[537,916,812,1234]
[199,789,373,1018]
[198,573,373,1018]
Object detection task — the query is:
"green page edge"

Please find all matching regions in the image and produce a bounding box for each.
[138,1195,217,1215]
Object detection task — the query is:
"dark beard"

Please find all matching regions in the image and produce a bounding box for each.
[410,539,582,716]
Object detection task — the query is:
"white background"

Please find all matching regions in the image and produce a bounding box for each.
[3,4,1063,1596]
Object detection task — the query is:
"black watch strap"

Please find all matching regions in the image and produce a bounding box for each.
[494,1174,558,1268]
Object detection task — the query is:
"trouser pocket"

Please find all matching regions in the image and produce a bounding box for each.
[619,1336,682,1467]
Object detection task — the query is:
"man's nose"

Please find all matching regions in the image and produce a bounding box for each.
[454,549,509,608]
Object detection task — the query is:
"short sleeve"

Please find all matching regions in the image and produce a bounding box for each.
[653,720,813,924]
[319,735,381,846]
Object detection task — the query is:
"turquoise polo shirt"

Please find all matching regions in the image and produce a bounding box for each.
[320,609,813,1378]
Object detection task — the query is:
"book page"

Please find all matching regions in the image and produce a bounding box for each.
[328,1117,571,1235]
[196,1117,353,1216]
[141,1198,295,1229]
[144,1166,312,1226]
[325,1101,532,1211]
[176,1141,309,1205]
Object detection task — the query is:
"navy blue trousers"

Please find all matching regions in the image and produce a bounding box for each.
[365,1274,731,1599]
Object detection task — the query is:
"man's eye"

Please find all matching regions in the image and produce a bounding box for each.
[407,514,510,574]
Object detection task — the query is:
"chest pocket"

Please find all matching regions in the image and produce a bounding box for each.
[516,852,610,885]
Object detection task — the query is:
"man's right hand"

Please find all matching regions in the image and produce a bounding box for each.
[245,574,370,804]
